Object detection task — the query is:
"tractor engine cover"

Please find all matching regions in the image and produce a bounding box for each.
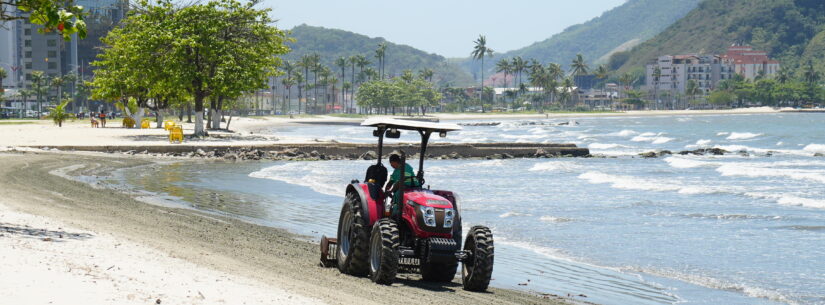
[402,191,456,238]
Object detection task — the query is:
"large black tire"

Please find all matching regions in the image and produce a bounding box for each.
[462,226,494,291]
[336,193,370,276]
[369,218,399,285]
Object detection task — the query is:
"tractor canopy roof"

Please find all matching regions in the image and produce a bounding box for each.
[360,118,462,133]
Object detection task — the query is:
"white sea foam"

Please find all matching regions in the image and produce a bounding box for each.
[664,156,716,169]
[716,164,825,184]
[716,132,730,136]
[803,144,825,153]
[726,132,763,140]
[613,129,638,137]
[578,171,717,195]
[529,161,580,172]
[499,211,533,218]
[539,216,573,223]
[696,139,712,146]
[588,143,627,150]
[631,132,673,144]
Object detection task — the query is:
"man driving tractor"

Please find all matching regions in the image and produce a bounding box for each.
[384,153,420,215]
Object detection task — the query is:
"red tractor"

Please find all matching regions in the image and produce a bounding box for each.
[320,118,494,291]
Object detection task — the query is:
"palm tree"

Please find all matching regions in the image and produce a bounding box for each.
[30,71,47,116]
[511,56,527,90]
[595,64,609,80]
[298,55,313,113]
[495,59,511,88]
[375,43,387,79]
[310,53,322,113]
[48,100,70,127]
[293,71,304,114]
[803,60,821,87]
[418,68,434,82]
[776,68,790,84]
[335,56,348,112]
[18,89,31,118]
[51,75,65,107]
[342,81,352,113]
[685,79,700,109]
[562,77,575,109]
[652,67,662,110]
[618,72,637,97]
[281,77,294,113]
[571,54,589,76]
[471,34,494,113]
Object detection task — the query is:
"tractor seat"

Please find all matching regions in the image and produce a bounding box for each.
[365,163,388,187]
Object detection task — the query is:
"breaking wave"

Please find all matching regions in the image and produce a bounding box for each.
[726,132,763,140]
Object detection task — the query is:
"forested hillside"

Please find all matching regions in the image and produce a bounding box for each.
[457,0,701,76]
[285,25,474,86]
[617,0,825,75]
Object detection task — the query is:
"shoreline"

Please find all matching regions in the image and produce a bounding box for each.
[0,151,574,305]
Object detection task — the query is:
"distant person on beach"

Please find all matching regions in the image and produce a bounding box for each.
[98,112,107,127]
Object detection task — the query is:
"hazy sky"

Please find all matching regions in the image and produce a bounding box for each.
[264,0,627,58]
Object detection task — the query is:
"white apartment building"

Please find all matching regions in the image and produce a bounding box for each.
[646,45,780,96]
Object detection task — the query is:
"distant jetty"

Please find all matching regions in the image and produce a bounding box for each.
[25,142,590,160]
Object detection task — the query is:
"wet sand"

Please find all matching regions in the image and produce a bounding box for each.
[0,151,573,305]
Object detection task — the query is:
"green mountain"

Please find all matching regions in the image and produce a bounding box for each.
[458,0,701,76]
[617,0,825,75]
[284,25,474,86]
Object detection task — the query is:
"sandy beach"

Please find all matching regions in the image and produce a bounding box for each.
[0,151,571,305]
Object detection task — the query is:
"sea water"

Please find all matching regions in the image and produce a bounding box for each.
[121,113,825,305]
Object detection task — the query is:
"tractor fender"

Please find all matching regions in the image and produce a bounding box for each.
[346,183,380,226]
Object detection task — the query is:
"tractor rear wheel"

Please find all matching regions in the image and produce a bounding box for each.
[368,218,399,285]
[336,193,370,276]
[462,226,494,291]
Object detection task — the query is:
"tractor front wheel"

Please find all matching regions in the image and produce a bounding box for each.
[369,218,399,285]
[336,193,370,276]
[462,226,494,291]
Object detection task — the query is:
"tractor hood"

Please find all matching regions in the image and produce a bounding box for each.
[405,191,453,208]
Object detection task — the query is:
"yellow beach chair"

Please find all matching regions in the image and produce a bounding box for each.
[169,125,184,143]
[164,120,177,131]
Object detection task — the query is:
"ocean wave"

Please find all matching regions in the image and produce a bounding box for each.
[578,171,718,195]
[726,132,763,140]
[803,144,825,153]
[631,132,674,144]
[613,129,638,137]
[499,211,533,218]
[529,161,581,172]
[716,132,730,136]
[663,156,716,169]
[746,192,825,209]
[588,143,628,150]
[696,139,712,146]
[539,216,573,223]
[716,164,825,184]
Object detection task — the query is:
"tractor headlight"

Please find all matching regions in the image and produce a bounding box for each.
[444,208,455,228]
[420,206,436,227]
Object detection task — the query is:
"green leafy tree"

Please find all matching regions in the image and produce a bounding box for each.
[1,0,87,40]
[30,71,48,116]
[685,79,700,107]
[708,90,736,108]
[92,0,289,134]
[495,59,511,88]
